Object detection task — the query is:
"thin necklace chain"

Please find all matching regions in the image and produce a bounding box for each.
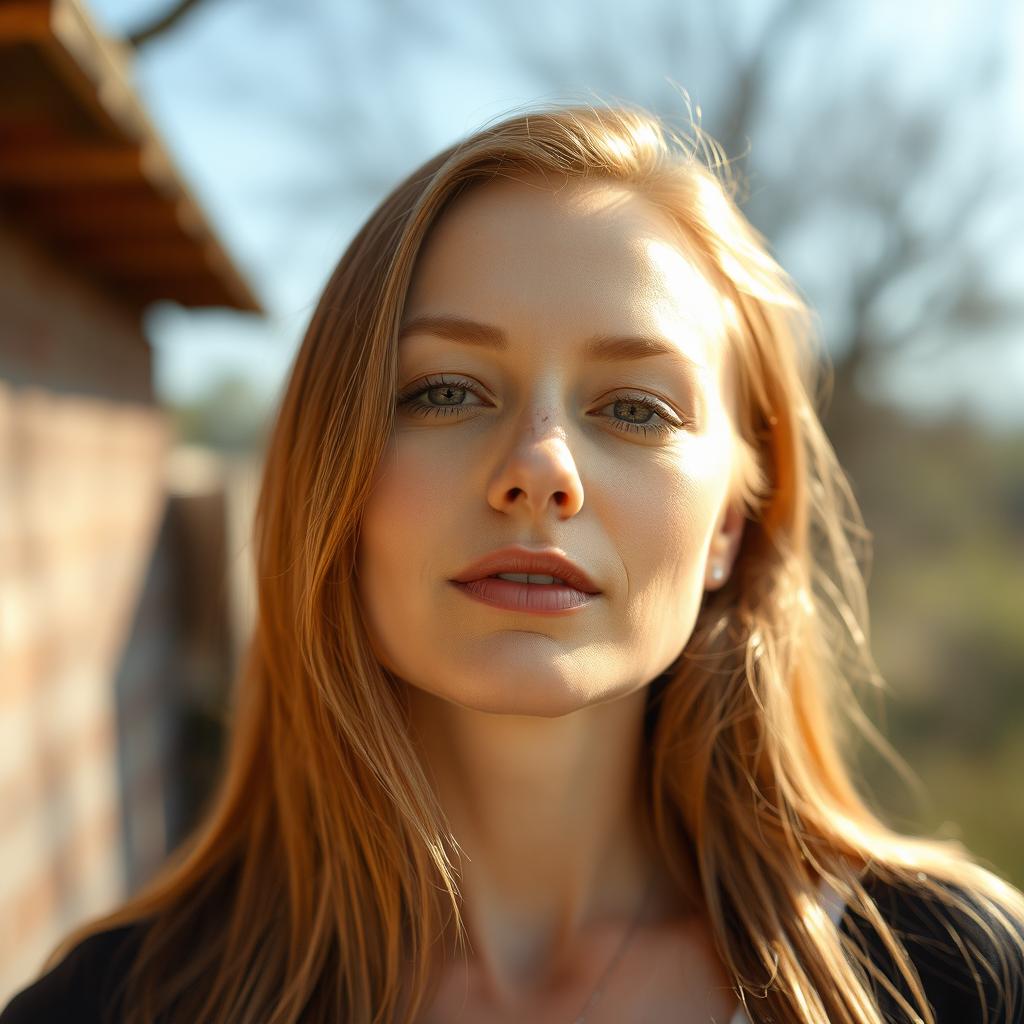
[569,872,655,1024]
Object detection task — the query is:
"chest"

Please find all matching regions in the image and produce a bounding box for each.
[414,918,741,1024]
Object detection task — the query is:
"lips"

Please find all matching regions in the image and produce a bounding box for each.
[450,545,601,594]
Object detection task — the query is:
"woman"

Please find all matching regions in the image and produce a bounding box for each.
[4,101,1023,1024]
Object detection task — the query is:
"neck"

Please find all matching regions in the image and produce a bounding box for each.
[405,684,693,1000]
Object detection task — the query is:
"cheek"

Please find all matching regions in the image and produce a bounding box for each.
[361,441,454,551]
[614,443,729,578]
[355,440,460,665]
[607,437,733,653]
[614,481,709,634]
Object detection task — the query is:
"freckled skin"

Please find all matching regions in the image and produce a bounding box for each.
[355,174,745,1021]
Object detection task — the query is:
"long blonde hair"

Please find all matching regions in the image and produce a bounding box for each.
[41,99,1024,1023]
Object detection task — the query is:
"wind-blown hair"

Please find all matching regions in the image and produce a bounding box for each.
[39,100,1024,1023]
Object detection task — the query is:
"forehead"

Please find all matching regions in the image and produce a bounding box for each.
[404,175,734,373]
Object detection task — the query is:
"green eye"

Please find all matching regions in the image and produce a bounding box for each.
[396,375,684,437]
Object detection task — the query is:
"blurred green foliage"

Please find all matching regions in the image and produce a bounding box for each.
[169,372,273,453]
[829,396,1024,888]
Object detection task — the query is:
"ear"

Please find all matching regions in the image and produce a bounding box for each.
[705,498,745,591]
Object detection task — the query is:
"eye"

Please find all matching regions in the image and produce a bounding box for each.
[396,374,688,438]
[594,394,683,437]
[396,375,486,418]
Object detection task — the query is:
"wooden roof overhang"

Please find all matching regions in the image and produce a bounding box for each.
[0,0,261,313]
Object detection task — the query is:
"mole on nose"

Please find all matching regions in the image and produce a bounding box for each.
[532,408,555,433]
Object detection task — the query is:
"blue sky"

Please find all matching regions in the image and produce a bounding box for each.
[87,0,1024,430]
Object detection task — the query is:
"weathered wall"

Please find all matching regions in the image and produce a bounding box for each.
[0,221,172,1002]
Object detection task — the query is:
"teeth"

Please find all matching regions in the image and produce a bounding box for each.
[495,573,568,585]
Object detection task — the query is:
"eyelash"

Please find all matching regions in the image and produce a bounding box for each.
[396,374,684,438]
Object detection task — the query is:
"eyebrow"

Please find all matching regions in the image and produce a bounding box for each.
[398,314,705,372]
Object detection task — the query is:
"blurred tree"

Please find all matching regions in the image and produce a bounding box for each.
[170,371,272,453]
[124,0,1023,419]
[477,0,1024,429]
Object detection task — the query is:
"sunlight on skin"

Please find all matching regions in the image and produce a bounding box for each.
[355,174,745,1021]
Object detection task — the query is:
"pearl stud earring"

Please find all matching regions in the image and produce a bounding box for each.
[710,565,725,583]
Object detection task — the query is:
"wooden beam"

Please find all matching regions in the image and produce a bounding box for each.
[0,143,142,185]
[114,274,256,310]
[16,195,203,237]
[65,238,228,276]
[0,0,263,313]
[0,4,52,44]
[48,0,146,140]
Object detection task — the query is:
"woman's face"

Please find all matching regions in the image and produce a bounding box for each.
[356,174,744,716]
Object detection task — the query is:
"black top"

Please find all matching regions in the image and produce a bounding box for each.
[2,875,1022,1023]
[2,920,147,1024]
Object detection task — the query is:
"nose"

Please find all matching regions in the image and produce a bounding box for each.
[485,405,585,520]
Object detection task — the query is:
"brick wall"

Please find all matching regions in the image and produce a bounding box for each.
[0,222,172,1002]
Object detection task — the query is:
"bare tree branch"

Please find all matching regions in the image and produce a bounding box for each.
[128,0,212,47]
[711,0,818,166]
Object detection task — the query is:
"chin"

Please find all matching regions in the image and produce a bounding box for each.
[447,691,591,718]
[414,671,638,718]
